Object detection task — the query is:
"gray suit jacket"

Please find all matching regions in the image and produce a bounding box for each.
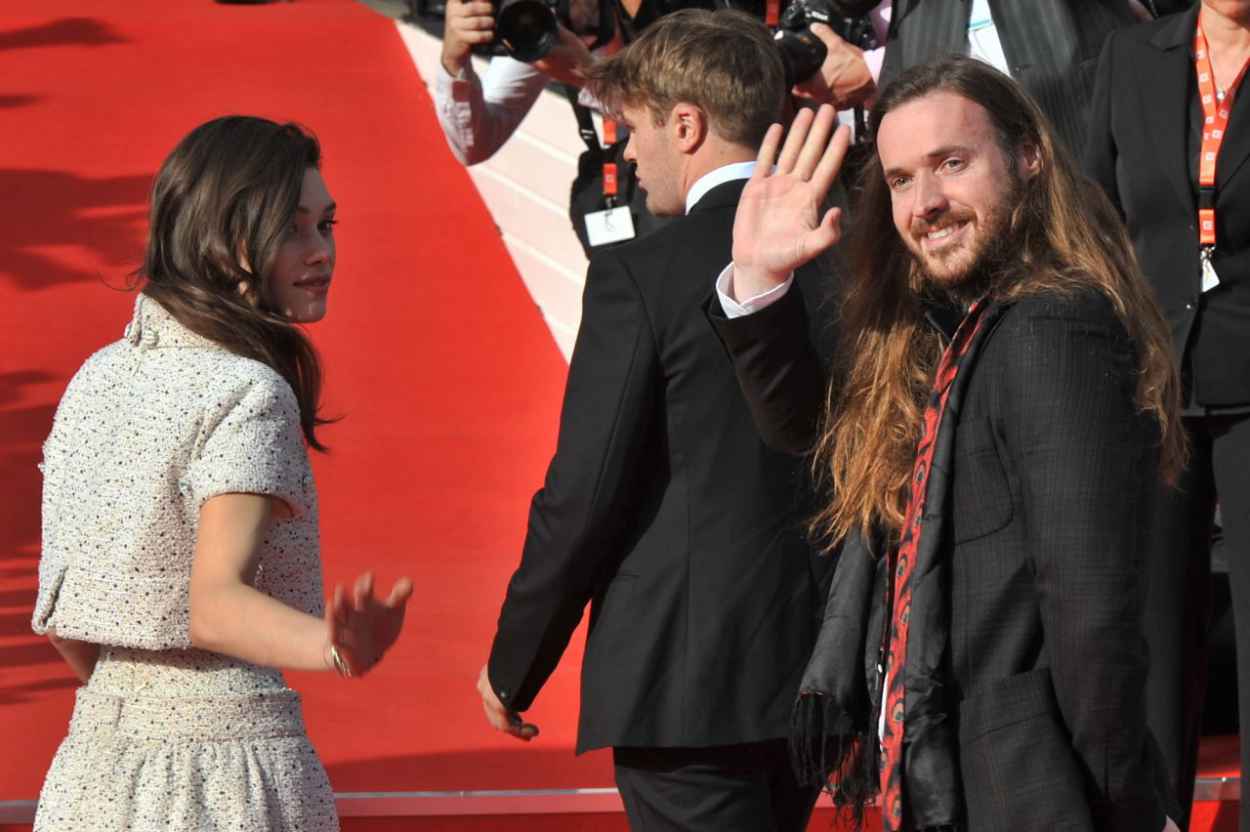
[879,0,1141,155]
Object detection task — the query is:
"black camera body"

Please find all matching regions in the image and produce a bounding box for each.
[495,0,617,63]
[774,0,877,87]
[493,0,873,76]
[708,0,877,86]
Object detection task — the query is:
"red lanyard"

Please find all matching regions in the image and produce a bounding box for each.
[765,0,780,28]
[1194,22,1250,247]
[602,117,618,204]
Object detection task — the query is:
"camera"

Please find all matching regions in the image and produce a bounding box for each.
[711,0,878,86]
[495,0,561,62]
[773,0,877,86]
[495,0,613,63]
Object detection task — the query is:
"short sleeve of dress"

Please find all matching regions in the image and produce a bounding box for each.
[32,421,72,635]
[32,357,96,636]
[186,376,312,517]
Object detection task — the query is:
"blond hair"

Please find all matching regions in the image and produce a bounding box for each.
[585,9,785,147]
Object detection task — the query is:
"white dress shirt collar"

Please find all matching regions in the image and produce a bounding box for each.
[685,161,756,214]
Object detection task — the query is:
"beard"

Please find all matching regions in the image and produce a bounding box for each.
[906,175,1021,307]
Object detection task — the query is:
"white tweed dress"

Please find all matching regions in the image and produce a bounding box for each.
[31,295,339,831]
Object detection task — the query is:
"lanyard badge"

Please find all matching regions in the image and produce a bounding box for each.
[1193,22,1250,290]
[602,117,619,209]
[584,116,636,247]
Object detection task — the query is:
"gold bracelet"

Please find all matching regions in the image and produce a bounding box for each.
[328,644,353,679]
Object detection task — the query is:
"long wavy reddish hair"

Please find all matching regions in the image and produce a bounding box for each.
[813,57,1185,547]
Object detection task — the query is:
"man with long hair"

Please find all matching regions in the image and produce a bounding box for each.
[711,57,1185,830]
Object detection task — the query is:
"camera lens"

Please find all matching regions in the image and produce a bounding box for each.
[775,29,827,86]
[497,0,559,62]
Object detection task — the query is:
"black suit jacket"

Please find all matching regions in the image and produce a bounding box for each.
[1085,7,1250,407]
[488,179,830,753]
[881,0,1140,155]
[710,287,1172,831]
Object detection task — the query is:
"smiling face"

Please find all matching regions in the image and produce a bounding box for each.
[264,167,337,323]
[876,91,1025,292]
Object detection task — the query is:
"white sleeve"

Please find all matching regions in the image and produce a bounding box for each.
[186,377,312,518]
[433,56,551,165]
[714,264,795,319]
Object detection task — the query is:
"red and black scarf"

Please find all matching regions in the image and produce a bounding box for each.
[792,298,1002,831]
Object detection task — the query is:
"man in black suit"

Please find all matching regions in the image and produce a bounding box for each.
[475,10,830,829]
[711,58,1184,830]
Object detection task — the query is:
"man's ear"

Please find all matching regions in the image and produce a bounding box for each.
[670,102,708,154]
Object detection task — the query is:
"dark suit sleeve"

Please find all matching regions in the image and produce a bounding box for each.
[488,250,658,712]
[996,298,1167,832]
[1084,31,1124,216]
[705,280,827,455]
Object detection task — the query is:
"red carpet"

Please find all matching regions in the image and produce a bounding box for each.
[0,0,608,802]
[0,4,1241,832]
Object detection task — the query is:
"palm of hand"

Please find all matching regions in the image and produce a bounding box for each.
[731,106,850,285]
[733,174,825,277]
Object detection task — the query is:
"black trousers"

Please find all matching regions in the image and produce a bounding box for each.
[1144,414,1250,831]
[613,740,820,831]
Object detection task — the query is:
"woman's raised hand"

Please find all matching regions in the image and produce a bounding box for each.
[730,104,851,300]
[325,572,414,677]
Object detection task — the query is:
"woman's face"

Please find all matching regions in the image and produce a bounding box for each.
[265,167,336,323]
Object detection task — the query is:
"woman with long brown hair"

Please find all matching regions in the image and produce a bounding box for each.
[30,116,412,831]
[714,58,1183,829]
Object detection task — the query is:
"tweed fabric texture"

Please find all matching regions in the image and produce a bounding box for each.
[33,295,322,648]
[32,296,336,831]
[34,648,338,831]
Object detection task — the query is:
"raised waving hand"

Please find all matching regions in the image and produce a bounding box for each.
[730,104,851,301]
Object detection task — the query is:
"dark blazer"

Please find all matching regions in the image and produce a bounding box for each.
[488,179,830,753]
[710,287,1172,831]
[880,0,1141,155]
[1085,6,1250,407]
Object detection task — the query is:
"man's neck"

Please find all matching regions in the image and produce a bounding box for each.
[679,143,756,205]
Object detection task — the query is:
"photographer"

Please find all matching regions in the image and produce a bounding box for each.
[435,0,606,166]
[436,0,686,255]
[787,0,887,111]
[794,0,1160,155]
[432,0,889,258]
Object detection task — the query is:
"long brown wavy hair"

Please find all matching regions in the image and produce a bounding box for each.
[139,116,332,451]
[813,56,1185,546]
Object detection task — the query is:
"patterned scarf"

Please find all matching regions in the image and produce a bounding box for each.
[879,298,990,830]
[792,298,996,832]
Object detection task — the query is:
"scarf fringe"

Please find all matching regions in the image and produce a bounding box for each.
[790,693,880,832]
